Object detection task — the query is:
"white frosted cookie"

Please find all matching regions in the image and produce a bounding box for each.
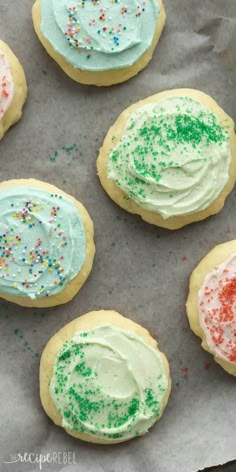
[0,179,95,308]
[0,40,27,140]
[32,0,166,86]
[97,89,236,229]
[40,310,171,444]
[186,240,236,376]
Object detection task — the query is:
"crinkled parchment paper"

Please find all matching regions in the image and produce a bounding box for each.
[0,0,236,471]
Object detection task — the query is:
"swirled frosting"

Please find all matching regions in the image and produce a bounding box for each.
[40,0,160,71]
[50,324,168,441]
[198,255,236,364]
[108,96,231,218]
[0,50,14,120]
[0,185,86,299]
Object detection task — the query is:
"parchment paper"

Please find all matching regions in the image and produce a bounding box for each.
[0,0,236,471]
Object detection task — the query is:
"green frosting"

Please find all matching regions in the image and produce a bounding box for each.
[0,186,86,299]
[108,96,231,218]
[40,0,160,71]
[50,324,168,441]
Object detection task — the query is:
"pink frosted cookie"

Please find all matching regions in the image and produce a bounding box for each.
[186,240,236,376]
[0,40,27,140]
[0,51,14,119]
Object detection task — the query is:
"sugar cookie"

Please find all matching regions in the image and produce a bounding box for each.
[186,240,236,376]
[40,310,171,443]
[97,89,236,229]
[0,179,95,307]
[0,40,27,140]
[32,0,166,86]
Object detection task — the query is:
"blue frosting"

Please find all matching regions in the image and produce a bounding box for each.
[40,0,160,71]
[0,186,86,299]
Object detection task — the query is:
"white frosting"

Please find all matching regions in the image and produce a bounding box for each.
[198,254,236,364]
[0,50,14,120]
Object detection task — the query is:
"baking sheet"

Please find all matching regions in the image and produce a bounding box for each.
[0,0,236,471]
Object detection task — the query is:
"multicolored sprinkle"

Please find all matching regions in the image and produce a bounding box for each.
[40,0,159,71]
[0,185,86,299]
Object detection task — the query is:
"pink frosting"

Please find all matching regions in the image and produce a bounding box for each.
[0,49,14,120]
[198,254,236,364]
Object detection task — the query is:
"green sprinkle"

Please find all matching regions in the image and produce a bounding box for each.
[128,398,139,416]
[107,98,228,207]
[75,362,92,377]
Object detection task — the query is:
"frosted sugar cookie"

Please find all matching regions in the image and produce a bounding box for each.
[186,240,236,376]
[40,310,171,443]
[0,179,95,308]
[32,0,166,86]
[97,89,236,229]
[0,40,27,140]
